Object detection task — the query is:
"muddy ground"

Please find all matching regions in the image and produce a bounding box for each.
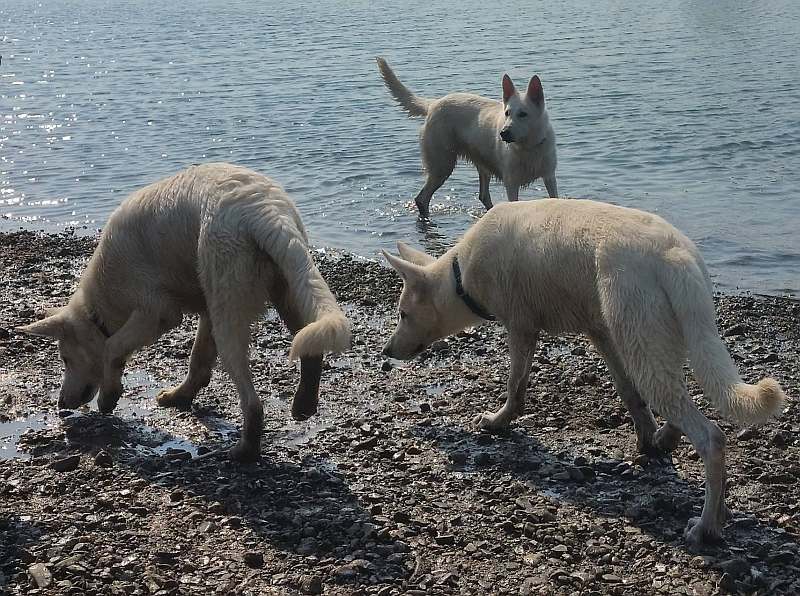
[0,230,798,596]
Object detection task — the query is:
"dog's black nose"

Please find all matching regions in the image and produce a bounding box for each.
[500,129,513,142]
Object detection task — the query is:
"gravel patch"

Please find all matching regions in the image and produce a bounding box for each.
[1,230,798,595]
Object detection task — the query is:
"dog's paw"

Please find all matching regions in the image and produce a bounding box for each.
[473,411,509,433]
[97,384,122,414]
[156,387,193,410]
[653,423,683,453]
[291,392,319,421]
[684,516,722,549]
[228,440,260,463]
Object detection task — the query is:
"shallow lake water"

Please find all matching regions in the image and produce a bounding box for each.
[2,0,798,294]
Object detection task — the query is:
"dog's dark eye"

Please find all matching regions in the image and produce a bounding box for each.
[504,109,510,117]
[519,111,528,118]
[399,310,408,321]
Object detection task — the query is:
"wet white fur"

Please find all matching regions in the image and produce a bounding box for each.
[383,199,786,545]
[376,57,558,217]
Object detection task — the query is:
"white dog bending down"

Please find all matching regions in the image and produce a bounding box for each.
[376,57,558,219]
[18,163,351,462]
[381,199,786,545]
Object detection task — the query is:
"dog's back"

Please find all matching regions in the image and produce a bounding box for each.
[461,199,701,330]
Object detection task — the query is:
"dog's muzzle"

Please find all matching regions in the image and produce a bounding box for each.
[499,129,514,143]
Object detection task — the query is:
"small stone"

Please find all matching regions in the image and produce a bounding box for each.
[474,452,492,467]
[393,511,411,524]
[449,452,468,467]
[51,455,80,472]
[736,427,758,441]
[28,563,52,588]
[718,572,737,592]
[633,454,649,467]
[435,534,455,546]
[567,466,585,482]
[770,430,790,449]
[93,450,112,467]
[718,558,750,580]
[601,574,622,583]
[242,551,264,568]
[352,436,379,452]
[300,575,323,594]
[722,323,747,337]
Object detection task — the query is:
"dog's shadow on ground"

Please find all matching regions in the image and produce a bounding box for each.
[24,411,410,590]
[411,420,800,591]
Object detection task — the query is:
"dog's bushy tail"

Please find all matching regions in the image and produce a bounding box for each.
[376,57,431,117]
[660,248,786,425]
[239,180,351,361]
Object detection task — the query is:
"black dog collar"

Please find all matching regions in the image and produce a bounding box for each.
[452,257,496,321]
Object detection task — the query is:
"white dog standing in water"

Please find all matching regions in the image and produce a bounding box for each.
[377,57,558,219]
[18,163,351,462]
[381,198,786,545]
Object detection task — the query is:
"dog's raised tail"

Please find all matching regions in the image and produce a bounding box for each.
[661,249,787,426]
[376,57,431,117]
[289,311,351,361]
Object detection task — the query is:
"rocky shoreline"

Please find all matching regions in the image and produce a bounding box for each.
[1,230,798,595]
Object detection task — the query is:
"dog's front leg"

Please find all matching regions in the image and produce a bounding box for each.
[474,330,537,431]
[98,310,164,413]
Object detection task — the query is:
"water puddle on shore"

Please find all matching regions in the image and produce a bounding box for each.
[0,412,55,459]
[0,367,335,459]
[0,368,240,460]
[272,420,332,448]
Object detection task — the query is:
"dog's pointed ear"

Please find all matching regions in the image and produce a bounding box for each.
[502,74,516,103]
[396,242,435,266]
[527,75,544,106]
[382,250,426,283]
[16,308,67,339]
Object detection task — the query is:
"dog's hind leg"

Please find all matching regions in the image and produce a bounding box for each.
[157,314,217,410]
[643,370,727,546]
[270,276,323,421]
[544,176,558,198]
[590,330,663,456]
[415,140,456,219]
[474,330,537,431]
[605,283,727,545]
[97,309,171,413]
[477,168,493,211]
[504,181,520,202]
[208,305,263,462]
